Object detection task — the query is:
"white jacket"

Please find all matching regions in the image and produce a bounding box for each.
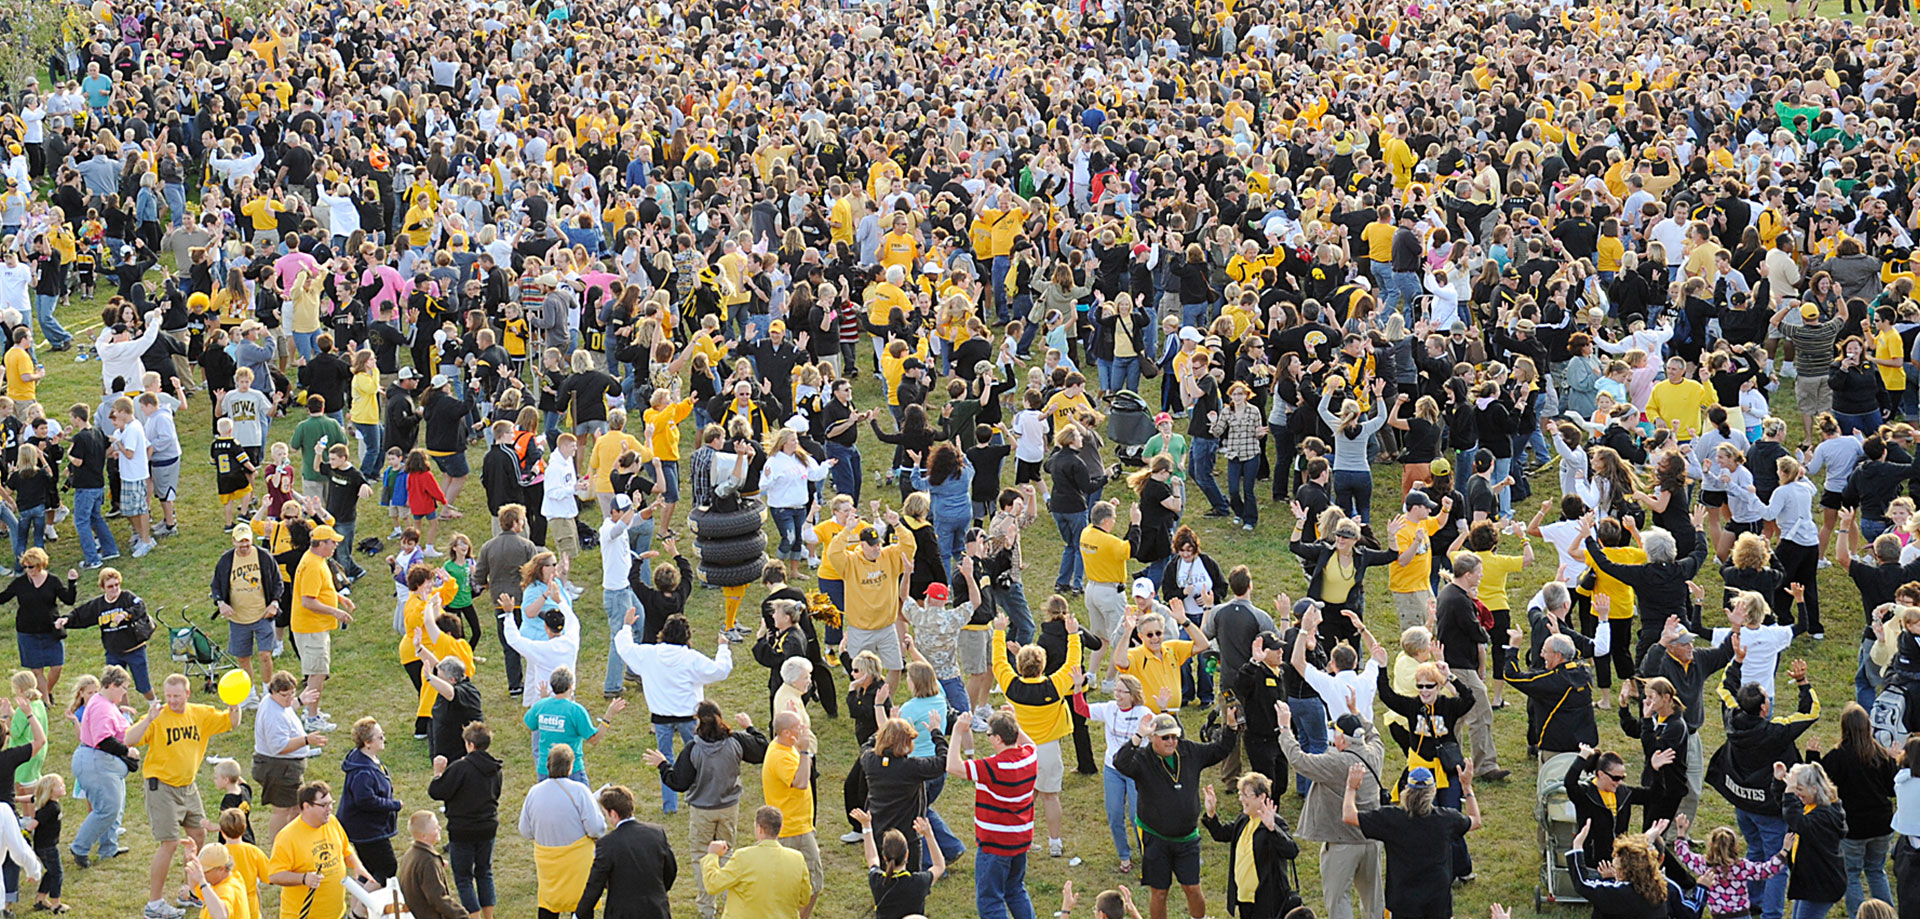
[95,310,163,394]
[613,628,732,719]
[761,451,828,509]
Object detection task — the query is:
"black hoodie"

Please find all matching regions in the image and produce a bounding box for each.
[1711,660,1819,814]
[427,749,503,844]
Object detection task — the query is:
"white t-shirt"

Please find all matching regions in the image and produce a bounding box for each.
[1086,700,1151,768]
[113,417,149,482]
[1538,518,1589,583]
[0,263,29,312]
[1012,409,1049,462]
[541,451,578,520]
[1709,624,1793,698]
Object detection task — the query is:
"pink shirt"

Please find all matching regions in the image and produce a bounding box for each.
[76,693,129,748]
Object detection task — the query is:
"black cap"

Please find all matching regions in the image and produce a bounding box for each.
[903,357,924,371]
[1334,714,1365,737]
[1256,629,1283,648]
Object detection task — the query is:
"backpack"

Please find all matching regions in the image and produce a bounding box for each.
[509,430,545,487]
[1872,682,1911,751]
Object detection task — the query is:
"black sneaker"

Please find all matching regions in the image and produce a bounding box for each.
[1202,508,1232,518]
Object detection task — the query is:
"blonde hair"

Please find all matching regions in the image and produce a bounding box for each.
[27,774,61,810]
[9,671,38,703]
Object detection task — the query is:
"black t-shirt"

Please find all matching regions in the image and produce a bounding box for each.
[869,867,934,919]
[1356,806,1473,916]
[1188,375,1220,438]
[431,678,485,762]
[324,465,368,523]
[824,398,859,447]
[0,742,31,793]
[1402,417,1442,464]
[6,469,50,511]
[1465,476,1498,523]
[68,427,108,490]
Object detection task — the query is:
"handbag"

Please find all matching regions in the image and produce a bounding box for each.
[1434,740,1465,776]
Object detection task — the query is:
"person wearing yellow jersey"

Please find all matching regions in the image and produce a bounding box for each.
[267,781,374,919]
[865,264,913,370]
[1874,307,1908,407]
[1079,500,1135,681]
[128,672,242,917]
[642,387,696,533]
[291,526,354,731]
[1225,240,1278,291]
[877,213,919,274]
[240,192,286,234]
[867,157,904,200]
[1379,121,1417,188]
[828,179,859,247]
[1644,356,1711,440]
[1115,604,1210,713]
[584,408,646,516]
[824,512,916,684]
[2,326,40,404]
[990,605,1079,855]
[1360,206,1396,286]
[1387,491,1452,633]
[1040,373,1099,431]
[1578,519,1646,707]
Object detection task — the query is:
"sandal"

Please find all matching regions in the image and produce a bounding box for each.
[1118,860,1134,875]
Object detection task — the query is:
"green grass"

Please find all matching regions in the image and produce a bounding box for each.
[20,277,1877,919]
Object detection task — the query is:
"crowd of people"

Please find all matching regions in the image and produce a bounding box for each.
[12,0,1920,917]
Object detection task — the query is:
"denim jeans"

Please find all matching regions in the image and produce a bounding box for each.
[1187,436,1229,514]
[447,837,496,912]
[991,580,1034,645]
[603,587,640,695]
[975,850,1036,919]
[628,514,657,587]
[1490,456,1513,518]
[1859,638,1883,709]
[1180,300,1211,332]
[69,745,126,859]
[653,720,697,813]
[331,520,367,579]
[1287,695,1330,795]
[292,331,321,361]
[356,423,383,477]
[825,441,861,501]
[1842,832,1894,916]
[1835,409,1883,436]
[934,514,969,574]
[1226,457,1259,526]
[1793,901,1838,919]
[1112,356,1140,395]
[32,294,68,348]
[1052,511,1088,591]
[1739,808,1790,919]
[1102,765,1139,862]
[1098,358,1118,394]
[991,256,1011,321]
[163,183,186,228]
[1331,469,1374,523]
[1369,262,1398,314]
[921,775,966,864]
[73,487,115,565]
[770,505,807,559]
[12,506,45,563]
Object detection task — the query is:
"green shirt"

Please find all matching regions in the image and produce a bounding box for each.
[1145,433,1189,480]
[288,415,347,483]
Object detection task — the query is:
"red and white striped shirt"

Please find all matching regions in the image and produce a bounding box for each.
[965,743,1037,857]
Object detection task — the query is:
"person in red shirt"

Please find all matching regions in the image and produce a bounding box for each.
[947,707,1037,919]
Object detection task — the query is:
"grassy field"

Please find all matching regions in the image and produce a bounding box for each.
[11,272,1879,919]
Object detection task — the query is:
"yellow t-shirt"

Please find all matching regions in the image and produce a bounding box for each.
[1473,552,1526,612]
[1645,379,1711,440]
[1581,545,1648,619]
[1123,640,1194,713]
[814,520,848,581]
[1388,518,1443,594]
[1878,328,1909,390]
[4,347,35,402]
[878,230,919,272]
[267,817,356,919]
[762,742,814,837]
[1319,553,1357,604]
[829,197,855,246]
[395,578,460,663]
[227,840,268,919]
[291,552,340,634]
[200,874,248,919]
[1362,222,1396,263]
[138,704,232,785]
[1041,391,1093,430]
[588,432,645,492]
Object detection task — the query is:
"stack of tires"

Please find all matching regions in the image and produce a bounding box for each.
[689,491,768,587]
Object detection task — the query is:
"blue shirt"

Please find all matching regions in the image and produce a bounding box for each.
[524,695,596,777]
[897,695,946,758]
[81,75,113,108]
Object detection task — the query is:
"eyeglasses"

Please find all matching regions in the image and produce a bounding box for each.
[305,798,334,810]
[1141,631,1164,638]
[1415,683,1438,690]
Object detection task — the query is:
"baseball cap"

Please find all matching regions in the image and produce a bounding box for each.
[1150,713,1183,738]
[1154,412,1173,426]
[1179,326,1204,343]
[769,319,787,333]
[1131,577,1155,599]
[230,524,254,543]
[924,582,951,604]
[903,357,924,371]
[1670,630,1696,646]
[197,842,233,871]
[611,494,633,512]
[1800,303,1820,319]
[964,527,987,544]
[430,374,451,388]
[1407,767,1437,788]
[1429,456,1451,476]
[395,366,419,381]
[857,526,881,544]
[1131,242,1149,257]
[1516,319,1536,333]
[1404,491,1434,511]
[309,525,343,542]
[1334,714,1365,737]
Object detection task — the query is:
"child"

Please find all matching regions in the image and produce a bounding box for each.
[389,526,427,633]
[441,533,481,645]
[404,448,454,556]
[849,809,944,919]
[210,418,257,527]
[22,774,61,913]
[260,442,295,520]
[379,447,409,538]
[217,808,267,919]
[211,758,255,844]
[1670,814,1787,919]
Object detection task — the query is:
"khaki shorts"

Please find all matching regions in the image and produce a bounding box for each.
[145,780,205,841]
[551,520,580,556]
[1034,739,1065,794]
[1795,375,1833,414]
[957,628,990,675]
[1084,582,1127,644]
[252,754,306,808]
[292,631,332,676]
[845,625,903,671]
[778,830,824,900]
[1391,589,1434,633]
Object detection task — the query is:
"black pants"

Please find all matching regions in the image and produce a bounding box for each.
[1592,618,1635,689]
[1895,839,1920,919]
[494,605,523,694]
[446,603,481,646]
[843,757,868,832]
[1775,539,1822,635]
[1071,703,1098,775]
[1244,735,1286,796]
[355,836,397,885]
[403,659,423,692]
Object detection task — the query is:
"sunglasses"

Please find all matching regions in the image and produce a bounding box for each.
[1141,630,1164,638]
[1415,683,1438,690]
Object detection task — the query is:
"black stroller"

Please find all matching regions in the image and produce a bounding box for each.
[1107,390,1154,466]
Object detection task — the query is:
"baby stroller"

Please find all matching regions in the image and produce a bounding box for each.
[168,607,239,695]
[1534,751,1589,911]
[1106,389,1153,466]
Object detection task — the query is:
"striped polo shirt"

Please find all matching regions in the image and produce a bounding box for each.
[965,744,1037,857]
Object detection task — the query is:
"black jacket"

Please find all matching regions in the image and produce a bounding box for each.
[1712,660,1819,814]
[1784,797,1848,904]
[425,750,502,844]
[1287,539,1398,623]
[1566,849,1671,919]
[575,819,678,919]
[1564,751,1650,863]
[1583,534,1709,654]
[1202,811,1302,918]
[1114,728,1239,838]
[1810,744,1895,840]
[209,546,285,609]
[1500,655,1598,753]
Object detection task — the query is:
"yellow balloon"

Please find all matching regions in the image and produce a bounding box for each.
[217,669,252,706]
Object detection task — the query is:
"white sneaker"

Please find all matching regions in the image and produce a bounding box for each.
[840,831,864,844]
[304,715,337,732]
[131,540,154,558]
[1048,838,1064,857]
[1817,558,1833,570]
[422,545,444,558]
[144,900,184,919]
